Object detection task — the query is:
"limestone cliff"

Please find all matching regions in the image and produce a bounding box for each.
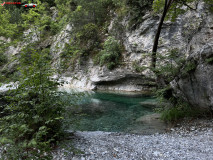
[1,1,213,109]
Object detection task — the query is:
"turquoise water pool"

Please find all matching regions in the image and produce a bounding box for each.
[64,91,165,134]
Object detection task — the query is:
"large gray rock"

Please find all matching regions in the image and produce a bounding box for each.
[170,3,213,110]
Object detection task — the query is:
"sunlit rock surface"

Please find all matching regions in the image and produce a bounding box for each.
[1,1,213,109]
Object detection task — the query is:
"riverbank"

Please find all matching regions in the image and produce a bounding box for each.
[53,118,213,160]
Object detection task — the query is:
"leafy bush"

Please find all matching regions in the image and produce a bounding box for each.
[21,0,58,39]
[183,61,197,72]
[95,36,122,70]
[205,56,213,64]
[155,85,210,122]
[204,0,213,12]
[0,50,66,159]
[126,0,153,29]
[132,61,147,72]
[60,44,82,71]
[60,23,100,71]
[76,23,100,53]
[0,53,7,66]
[152,49,185,84]
[56,0,114,27]
[0,7,17,38]
[153,49,196,80]
[49,20,61,35]
[180,60,197,78]
[160,99,208,122]
[55,0,126,70]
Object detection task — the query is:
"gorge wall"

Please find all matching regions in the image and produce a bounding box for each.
[1,1,213,109]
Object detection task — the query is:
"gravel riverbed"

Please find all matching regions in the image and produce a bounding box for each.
[54,119,213,160]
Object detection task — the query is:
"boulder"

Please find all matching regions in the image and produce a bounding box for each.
[171,3,213,110]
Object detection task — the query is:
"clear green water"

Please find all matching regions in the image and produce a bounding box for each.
[66,91,163,133]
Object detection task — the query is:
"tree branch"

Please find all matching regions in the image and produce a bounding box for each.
[183,2,197,10]
[179,0,197,10]
[166,0,174,12]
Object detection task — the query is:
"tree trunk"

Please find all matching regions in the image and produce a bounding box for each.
[151,0,173,69]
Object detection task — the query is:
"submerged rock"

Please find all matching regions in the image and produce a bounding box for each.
[136,113,161,123]
[132,113,167,134]
[139,100,158,108]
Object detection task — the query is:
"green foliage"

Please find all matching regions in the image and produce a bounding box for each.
[160,99,207,122]
[94,36,122,70]
[153,53,207,123]
[181,60,197,77]
[152,0,164,12]
[0,7,17,38]
[155,85,171,100]
[55,0,126,70]
[132,61,147,72]
[152,0,198,22]
[126,0,153,29]
[60,23,100,70]
[55,0,113,27]
[0,53,8,66]
[204,0,213,12]
[77,23,98,40]
[154,49,185,83]
[184,61,197,72]
[76,23,100,52]
[60,44,82,70]
[166,3,186,22]
[21,0,59,39]
[152,49,201,122]
[154,86,209,122]
[0,50,66,159]
[49,20,61,35]
[54,0,114,70]
[150,49,196,83]
[206,56,213,64]
[41,0,56,7]
[8,6,24,25]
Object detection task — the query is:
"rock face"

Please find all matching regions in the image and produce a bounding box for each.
[1,2,213,108]
[170,2,213,111]
[56,2,212,94]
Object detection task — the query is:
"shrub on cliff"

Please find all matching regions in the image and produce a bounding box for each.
[95,36,122,70]
[0,53,7,66]
[0,7,17,38]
